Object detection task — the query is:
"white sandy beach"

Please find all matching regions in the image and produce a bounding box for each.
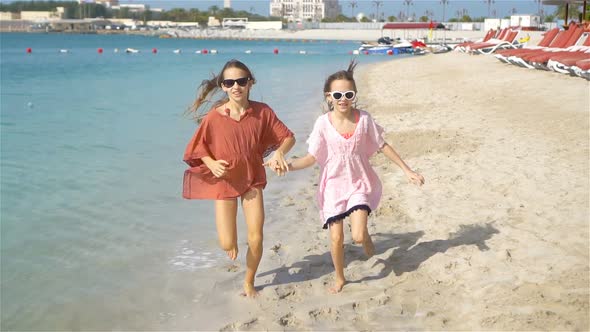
[158,52,589,331]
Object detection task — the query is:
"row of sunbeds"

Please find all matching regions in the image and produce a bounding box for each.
[454,23,590,80]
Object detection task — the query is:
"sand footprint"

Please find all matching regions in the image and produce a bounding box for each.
[309,307,341,322]
[401,298,418,317]
[279,312,300,327]
[220,317,259,331]
[275,285,301,301]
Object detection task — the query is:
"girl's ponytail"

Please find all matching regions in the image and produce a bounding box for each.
[346,59,358,75]
[188,75,226,123]
[323,59,358,94]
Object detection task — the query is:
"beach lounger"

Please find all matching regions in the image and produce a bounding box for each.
[470,30,523,55]
[507,24,582,68]
[530,33,590,70]
[454,29,496,52]
[547,52,590,75]
[494,27,560,62]
[570,58,590,79]
[463,28,510,52]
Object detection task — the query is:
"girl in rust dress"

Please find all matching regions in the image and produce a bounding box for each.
[183,59,295,297]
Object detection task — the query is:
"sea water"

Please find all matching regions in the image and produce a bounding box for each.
[0,32,403,329]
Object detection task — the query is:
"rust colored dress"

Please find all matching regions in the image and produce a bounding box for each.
[183,101,294,200]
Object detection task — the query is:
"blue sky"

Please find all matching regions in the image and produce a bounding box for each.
[1,1,564,21]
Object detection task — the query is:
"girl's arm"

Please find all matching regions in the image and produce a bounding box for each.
[288,153,316,171]
[380,143,425,185]
[201,156,230,178]
[264,136,296,176]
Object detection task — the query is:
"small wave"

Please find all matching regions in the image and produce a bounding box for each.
[169,242,219,271]
[89,144,120,151]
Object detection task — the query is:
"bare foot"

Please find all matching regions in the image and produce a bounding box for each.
[226,247,238,260]
[363,236,375,258]
[328,278,346,294]
[241,282,259,298]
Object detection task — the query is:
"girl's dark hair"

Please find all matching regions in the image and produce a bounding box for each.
[188,59,256,123]
[323,59,358,94]
[323,60,358,112]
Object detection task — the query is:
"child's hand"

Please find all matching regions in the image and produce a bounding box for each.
[405,170,425,186]
[263,151,289,176]
[205,159,230,178]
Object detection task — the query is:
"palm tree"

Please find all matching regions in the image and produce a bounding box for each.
[403,0,413,22]
[372,1,383,22]
[440,0,449,22]
[209,5,219,17]
[532,0,542,17]
[483,0,494,18]
[554,2,581,23]
[348,1,358,19]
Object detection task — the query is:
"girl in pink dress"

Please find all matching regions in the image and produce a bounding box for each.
[286,61,424,293]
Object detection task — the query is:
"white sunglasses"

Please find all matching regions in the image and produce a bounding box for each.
[328,90,356,101]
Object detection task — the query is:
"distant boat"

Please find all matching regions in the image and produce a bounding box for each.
[59,49,69,53]
[173,49,181,54]
[359,40,414,54]
[125,48,139,53]
[431,44,453,54]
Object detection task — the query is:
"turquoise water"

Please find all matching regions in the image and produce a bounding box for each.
[0,33,402,329]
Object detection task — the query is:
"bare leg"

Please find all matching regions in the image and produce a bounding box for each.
[241,187,265,297]
[215,199,238,260]
[350,209,374,257]
[328,220,346,293]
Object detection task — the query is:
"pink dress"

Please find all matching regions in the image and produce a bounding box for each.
[307,110,386,228]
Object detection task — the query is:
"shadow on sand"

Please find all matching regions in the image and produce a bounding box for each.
[258,223,499,289]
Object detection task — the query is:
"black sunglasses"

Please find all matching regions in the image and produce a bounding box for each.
[221,77,250,88]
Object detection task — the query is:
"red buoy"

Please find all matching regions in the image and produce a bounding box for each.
[97,48,103,54]
[387,50,393,55]
[273,48,279,54]
[152,48,158,53]
[202,49,208,54]
[26,48,32,53]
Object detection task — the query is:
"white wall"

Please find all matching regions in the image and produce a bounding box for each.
[246,21,282,30]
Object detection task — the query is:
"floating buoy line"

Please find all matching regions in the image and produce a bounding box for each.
[26,47,414,56]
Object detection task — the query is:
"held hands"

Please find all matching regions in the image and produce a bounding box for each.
[262,151,289,176]
[205,159,230,178]
[405,169,425,186]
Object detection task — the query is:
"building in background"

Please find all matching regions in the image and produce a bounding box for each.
[224,0,231,9]
[96,0,119,8]
[19,7,65,20]
[77,0,119,7]
[269,0,340,21]
[111,3,148,13]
